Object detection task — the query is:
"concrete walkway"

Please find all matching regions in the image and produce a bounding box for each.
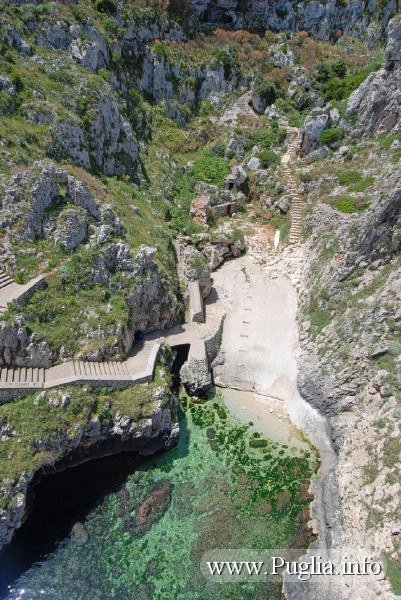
[0,283,216,401]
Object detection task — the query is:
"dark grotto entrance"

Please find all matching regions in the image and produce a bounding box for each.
[0,451,143,598]
[170,344,190,387]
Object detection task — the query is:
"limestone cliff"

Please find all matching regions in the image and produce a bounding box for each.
[189,0,397,40]
[0,364,178,552]
[348,14,401,137]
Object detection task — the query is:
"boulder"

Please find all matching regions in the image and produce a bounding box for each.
[225,135,247,160]
[180,354,212,396]
[182,246,212,298]
[54,207,87,252]
[247,156,261,171]
[300,107,331,154]
[231,238,246,257]
[300,146,330,164]
[250,89,267,114]
[276,195,292,213]
[202,243,229,270]
[273,47,295,68]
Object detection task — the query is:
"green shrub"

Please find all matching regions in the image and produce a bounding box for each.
[231,228,245,243]
[48,70,75,85]
[320,70,372,102]
[319,128,344,144]
[300,172,312,183]
[331,59,347,79]
[213,47,240,80]
[247,124,286,151]
[170,170,196,233]
[316,62,331,83]
[258,149,280,168]
[97,68,111,83]
[152,43,168,57]
[188,253,207,271]
[338,170,362,186]
[334,197,356,213]
[253,75,280,106]
[193,155,230,186]
[350,176,374,192]
[211,144,225,157]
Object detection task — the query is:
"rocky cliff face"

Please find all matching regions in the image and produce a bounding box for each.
[0,161,181,365]
[348,14,401,137]
[296,160,401,595]
[0,372,178,553]
[190,0,396,40]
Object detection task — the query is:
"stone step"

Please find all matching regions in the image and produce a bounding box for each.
[73,360,130,379]
[0,278,14,290]
[0,366,45,384]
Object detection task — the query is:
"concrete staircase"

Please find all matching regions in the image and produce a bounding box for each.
[72,360,130,378]
[0,366,46,388]
[235,94,257,118]
[281,129,304,244]
[219,93,259,128]
[0,307,218,401]
[0,269,16,314]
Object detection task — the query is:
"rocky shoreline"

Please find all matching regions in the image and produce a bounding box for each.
[0,380,178,554]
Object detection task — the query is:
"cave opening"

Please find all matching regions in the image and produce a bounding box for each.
[0,451,146,598]
[170,343,190,387]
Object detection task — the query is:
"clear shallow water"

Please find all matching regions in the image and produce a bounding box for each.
[2,392,316,600]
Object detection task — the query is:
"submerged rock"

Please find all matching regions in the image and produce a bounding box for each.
[129,480,173,537]
[70,521,89,545]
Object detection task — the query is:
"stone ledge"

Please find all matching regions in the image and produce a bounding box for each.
[189,280,204,323]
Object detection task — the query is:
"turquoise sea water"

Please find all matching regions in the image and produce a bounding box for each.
[4,392,316,600]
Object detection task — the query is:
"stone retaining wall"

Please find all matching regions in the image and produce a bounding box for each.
[204,313,225,364]
[189,280,204,323]
[13,276,47,310]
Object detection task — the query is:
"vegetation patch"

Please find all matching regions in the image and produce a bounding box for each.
[192,154,231,186]
[318,128,344,144]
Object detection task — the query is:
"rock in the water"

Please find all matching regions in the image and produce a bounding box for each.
[131,480,173,537]
[70,521,89,545]
[180,353,212,396]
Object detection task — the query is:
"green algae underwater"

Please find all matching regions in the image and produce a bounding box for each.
[5,390,317,600]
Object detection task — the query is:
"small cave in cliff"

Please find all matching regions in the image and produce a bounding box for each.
[0,452,143,597]
[170,344,190,387]
[199,4,234,25]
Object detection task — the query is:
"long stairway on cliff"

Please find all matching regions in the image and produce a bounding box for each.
[280,128,304,244]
